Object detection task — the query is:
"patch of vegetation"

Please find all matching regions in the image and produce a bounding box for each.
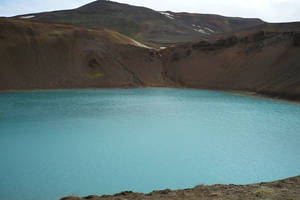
[90,73,104,79]
[253,188,274,197]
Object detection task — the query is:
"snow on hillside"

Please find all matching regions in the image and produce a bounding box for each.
[204,27,215,33]
[192,24,215,34]
[19,15,35,19]
[159,12,175,20]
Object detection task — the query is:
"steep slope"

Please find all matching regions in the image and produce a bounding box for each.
[161,22,300,100]
[16,0,264,44]
[0,18,165,90]
[1,18,300,101]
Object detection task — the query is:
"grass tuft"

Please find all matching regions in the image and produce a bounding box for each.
[90,73,104,79]
[253,188,274,197]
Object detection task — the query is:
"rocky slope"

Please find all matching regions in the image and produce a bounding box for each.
[0,18,166,90]
[60,176,300,200]
[1,18,300,101]
[15,0,264,44]
[161,22,300,100]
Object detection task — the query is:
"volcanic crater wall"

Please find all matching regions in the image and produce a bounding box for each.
[1,18,300,101]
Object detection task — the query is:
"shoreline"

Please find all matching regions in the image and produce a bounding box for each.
[218,89,300,105]
[1,87,299,105]
[60,175,300,200]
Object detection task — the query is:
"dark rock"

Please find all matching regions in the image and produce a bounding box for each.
[159,189,172,194]
[253,30,266,41]
[60,196,82,200]
[172,52,180,61]
[192,36,238,51]
[88,58,100,68]
[83,195,98,199]
[26,27,34,36]
[294,33,300,46]
[113,191,133,196]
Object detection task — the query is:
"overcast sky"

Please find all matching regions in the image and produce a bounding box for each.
[0,0,300,22]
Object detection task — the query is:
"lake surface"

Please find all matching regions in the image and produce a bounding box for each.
[0,88,300,200]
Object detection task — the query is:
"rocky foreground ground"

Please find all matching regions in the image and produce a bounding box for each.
[61,176,300,200]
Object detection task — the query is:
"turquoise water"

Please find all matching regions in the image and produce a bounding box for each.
[0,89,300,200]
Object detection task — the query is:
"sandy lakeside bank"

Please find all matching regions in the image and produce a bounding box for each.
[60,175,300,200]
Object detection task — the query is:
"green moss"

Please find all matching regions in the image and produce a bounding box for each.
[253,188,274,197]
[90,73,104,79]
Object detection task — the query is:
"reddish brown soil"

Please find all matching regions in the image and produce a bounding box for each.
[161,23,300,101]
[1,18,300,102]
[0,18,166,90]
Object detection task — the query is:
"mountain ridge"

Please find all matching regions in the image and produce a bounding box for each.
[15,0,264,45]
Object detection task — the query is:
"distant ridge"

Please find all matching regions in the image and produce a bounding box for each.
[15,0,264,45]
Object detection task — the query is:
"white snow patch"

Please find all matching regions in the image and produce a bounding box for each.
[120,34,152,49]
[191,24,211,35]
[193,28,211,35]
[19,15,35,19]
[159,12,175,20]
[128,38,152,49]
[192,24,201,28]
[204,27,215,33]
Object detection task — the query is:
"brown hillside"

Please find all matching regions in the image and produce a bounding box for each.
[161,23,300,100]
[0,18,165,90]
[1,18,300,101]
